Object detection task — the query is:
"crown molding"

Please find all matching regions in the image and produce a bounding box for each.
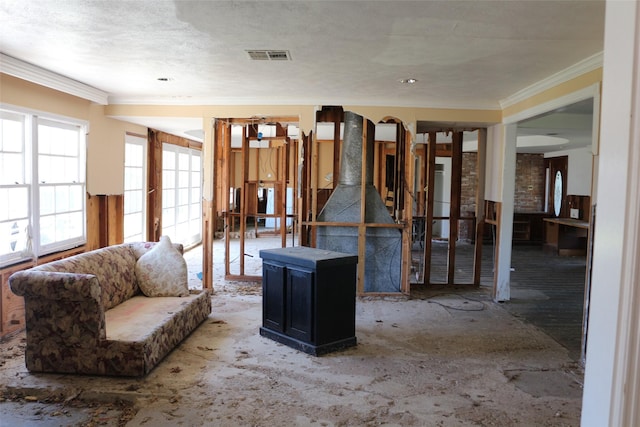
[1,54,109,105]
[500,52,604,109]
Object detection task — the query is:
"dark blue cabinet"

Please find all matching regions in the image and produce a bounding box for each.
[259,246,358,356]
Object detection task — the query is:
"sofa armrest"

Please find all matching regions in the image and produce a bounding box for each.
[9,270,102,303]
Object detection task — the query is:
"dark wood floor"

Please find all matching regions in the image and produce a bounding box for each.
[412,241,587,361]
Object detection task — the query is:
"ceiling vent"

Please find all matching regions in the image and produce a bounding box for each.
[246,50,291,61]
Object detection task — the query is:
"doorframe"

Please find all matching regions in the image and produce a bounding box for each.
[499,85,600,321]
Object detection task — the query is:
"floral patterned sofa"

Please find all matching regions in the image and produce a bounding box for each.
[9,241,211,377]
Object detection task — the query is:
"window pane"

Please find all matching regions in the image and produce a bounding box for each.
[190,218,201,234]
[163,170,175,189]
[68,211,83,238]
[126,144,143,167]
[40,186,55,215]
[177,205,188,223]
[1,113,25,152]
[190,203,201,220]
[55,185,70,212]
[191,153,201,170]
[38,156,52,183]
[178,189,189,206]
[0,189,8,221]
[0,219,29,256]
[9,187,29,219]
[163,207,175,227]
[124,168,133,191]
[64,137,79,157]
[178,152,189,170]
[163,188,175,208]
[40,215,55,245]
[163,151,175,169]
[191,188,200,205]
[177,221,188,238]
[0,153,24,185]
[178,171,189,187]
[191,171,200,188]
[69,185,83,211]
[65,157,79,182]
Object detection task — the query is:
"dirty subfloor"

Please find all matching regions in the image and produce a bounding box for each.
[0,237,585,426]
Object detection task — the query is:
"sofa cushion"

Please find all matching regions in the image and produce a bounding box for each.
[135,236,189,297]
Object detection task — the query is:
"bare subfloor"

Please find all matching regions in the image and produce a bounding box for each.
[0,239,583,426]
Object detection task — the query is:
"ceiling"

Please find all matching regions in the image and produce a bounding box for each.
[0,0,604,149]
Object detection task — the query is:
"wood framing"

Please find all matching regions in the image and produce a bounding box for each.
[214,117,300,281]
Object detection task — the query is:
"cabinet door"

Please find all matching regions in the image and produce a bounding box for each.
[285,267,314,342]
[263,262,285,332]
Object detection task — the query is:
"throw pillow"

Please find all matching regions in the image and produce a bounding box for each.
[135,235,189,297]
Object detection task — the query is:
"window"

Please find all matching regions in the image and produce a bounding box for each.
[161,143,201,247]
[124,134,147,242]
[0,107,86,268]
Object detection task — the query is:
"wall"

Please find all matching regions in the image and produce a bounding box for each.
[582,0,640,424]
[0,74,89,119]
[514,153,546,212]
[88,105,146,195]
[459,152,478,240]
[485,124,504,202]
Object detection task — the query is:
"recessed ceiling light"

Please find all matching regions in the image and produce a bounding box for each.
[157,77,173,81]
[400,78,417,84]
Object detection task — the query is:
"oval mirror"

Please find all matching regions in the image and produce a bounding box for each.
[554,170,563,217]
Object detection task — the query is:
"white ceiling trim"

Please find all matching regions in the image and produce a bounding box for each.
[0,54,109,105]
[503,83,600,125]
[499,52,603,109]
[108,94,502,111]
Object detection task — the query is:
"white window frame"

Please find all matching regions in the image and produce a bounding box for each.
[0,104,87,268]
[161,143,202,247]
[123,134,147,243]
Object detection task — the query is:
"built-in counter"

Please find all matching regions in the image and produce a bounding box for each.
[543,217,590,256]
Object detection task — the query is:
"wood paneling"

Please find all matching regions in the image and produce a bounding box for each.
[0,245,86,337]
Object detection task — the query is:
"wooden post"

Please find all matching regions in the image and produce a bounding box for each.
[222,122,232,277]
[357,117,368,294]
[202,118,216,291]
[280,144,287,247]
[300,132,311,246]
[333,114,341,188]
[473,128,487,286]
[147,129,163,242]
[423,132,437,284]
[401,126,412,294]
[447,131,463,284]
[311,130,319,248]
[239,126,249,276]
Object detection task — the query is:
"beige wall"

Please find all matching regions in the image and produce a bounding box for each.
[1,73,89,119]
[87,104,147,195]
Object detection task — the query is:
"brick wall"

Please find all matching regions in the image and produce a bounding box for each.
[457,152,546,241]
[459,152,478,241]
[514,153,545,212]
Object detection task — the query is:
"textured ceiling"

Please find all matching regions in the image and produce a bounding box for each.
[0,0,604,148]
